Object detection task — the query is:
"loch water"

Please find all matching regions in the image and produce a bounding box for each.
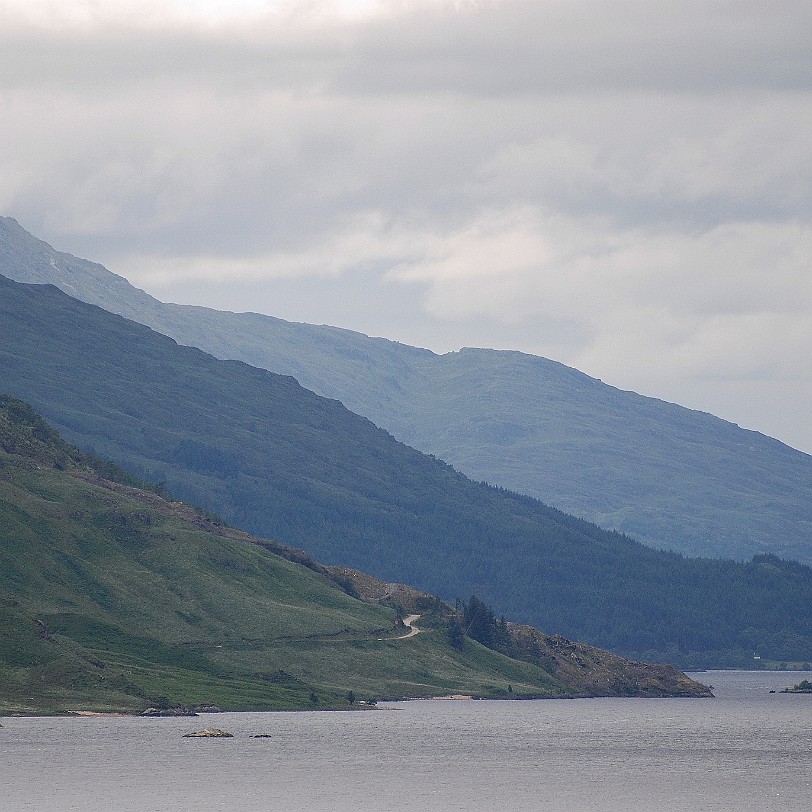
[2,670,811,811]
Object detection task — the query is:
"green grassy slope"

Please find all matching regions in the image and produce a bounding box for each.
[0,397,708,713]
[1,275,812,667]
[3,215,810,563]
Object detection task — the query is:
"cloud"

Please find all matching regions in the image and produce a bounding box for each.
[0,0,388,30]
[389,207,812,361]
[334,0,812,95]
[0,0,810,451]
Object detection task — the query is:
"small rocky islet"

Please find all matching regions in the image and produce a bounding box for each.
[780,679,812,694]
[182,728,233,738]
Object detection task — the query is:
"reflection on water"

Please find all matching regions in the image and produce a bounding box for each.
[2,671,811,811]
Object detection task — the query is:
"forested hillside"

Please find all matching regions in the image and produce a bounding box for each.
[2,215,810,564]
[1,274,811,668]
[13,395,693,713]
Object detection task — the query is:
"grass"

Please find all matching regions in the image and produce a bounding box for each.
[0,450,568,714]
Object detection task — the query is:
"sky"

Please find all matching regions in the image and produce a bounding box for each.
[1,0,811,453]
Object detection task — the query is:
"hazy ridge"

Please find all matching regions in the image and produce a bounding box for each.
[2,216,809,564]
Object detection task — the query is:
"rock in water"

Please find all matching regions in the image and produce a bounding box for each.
[183,728,233,738]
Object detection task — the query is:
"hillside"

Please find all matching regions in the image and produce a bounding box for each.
[0,396,708,714]
[2,275,812,668]
[2,216,810,563]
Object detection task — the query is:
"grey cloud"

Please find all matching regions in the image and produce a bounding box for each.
[336,0,812,95]
[1,0,810,453]
[2,1,810,96]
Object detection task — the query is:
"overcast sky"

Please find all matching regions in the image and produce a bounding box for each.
[2,0,811,453]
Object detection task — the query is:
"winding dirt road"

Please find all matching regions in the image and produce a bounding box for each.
[395,614,421,639]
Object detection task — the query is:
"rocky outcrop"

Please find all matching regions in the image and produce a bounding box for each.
[192,704,222,713]
[183,728,233,738]
[780,679,812,693]
[141,707,197,717]
[510,628,713,698]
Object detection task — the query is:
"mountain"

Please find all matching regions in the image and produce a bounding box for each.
[0,396,709,714]
[2,274,812,668]
[1,215,810,564]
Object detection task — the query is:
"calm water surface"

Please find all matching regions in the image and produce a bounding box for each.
[2,671,811,811]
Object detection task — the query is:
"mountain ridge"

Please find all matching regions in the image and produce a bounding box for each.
[2,215,809,563]
[2,273,812,668]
